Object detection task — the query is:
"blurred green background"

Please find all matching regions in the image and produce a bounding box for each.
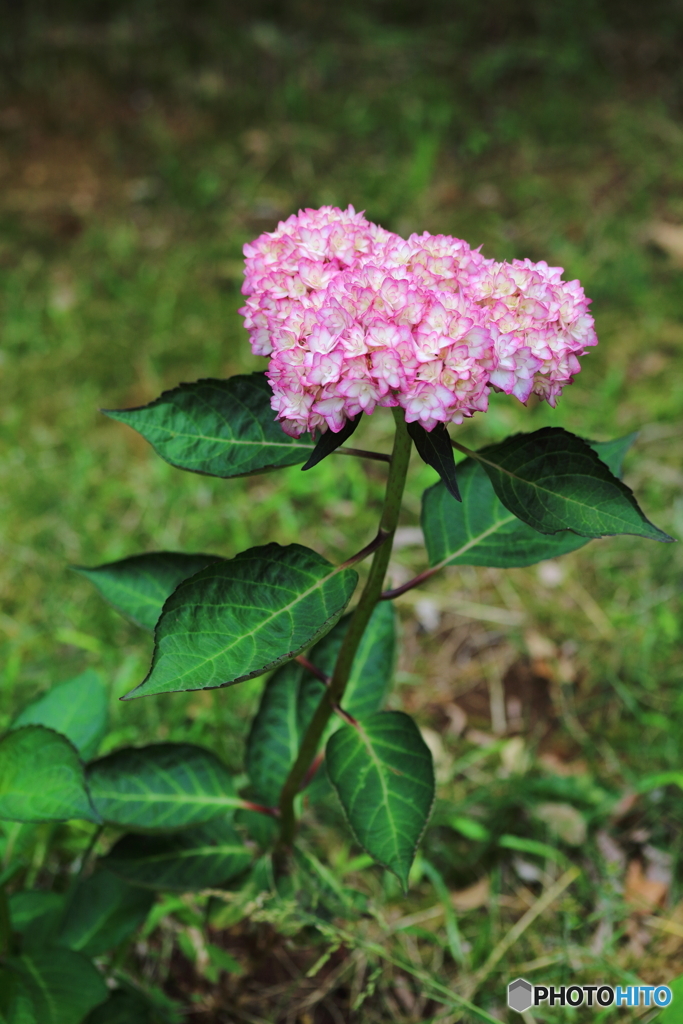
[2,1,683,1016]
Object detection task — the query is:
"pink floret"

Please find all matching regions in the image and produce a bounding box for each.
[239,206,598,436]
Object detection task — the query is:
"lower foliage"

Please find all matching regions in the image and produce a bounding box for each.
[0,361,673,1020]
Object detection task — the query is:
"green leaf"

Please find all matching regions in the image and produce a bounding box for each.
[0,824,36,882]
[499,834,567,863]
[57,870,155,956]
[102,820,252,891]
[309,600,397,724]
[12,671,108,761]
[84,984,180,1024]
[0,727,99,824]
[246,602,396,804]
[84,991,152,1024]
[104,374,313,477]
[0,967,35,1024]
[205,944,243,978]
[9,892,65,951]
[448,816,491,841]
[637,772,683,793]
[87,743,243,830]
[656,973,683,1022]
[245,662,303,807]
[590,432,638,477]
[233,807,279,849]
[406,421,461,501]
[125,543,358,699]
[74,553,221,632]
[470,427,671,540]
[5,949,108,1024]
[301,413,361,471]
[422,433,658,569]
[423,460,587,568]
[326,711,434,890]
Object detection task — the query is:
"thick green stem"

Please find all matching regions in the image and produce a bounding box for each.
[277,409,412,850]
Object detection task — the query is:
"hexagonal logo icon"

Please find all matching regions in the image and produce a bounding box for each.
[508,978,533,1012]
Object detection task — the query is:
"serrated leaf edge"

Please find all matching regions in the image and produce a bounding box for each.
[102,375,316,478]
[71,553,224,632]
[125,550,359,699]
[87,743,244,829]
[326,713,435,891]
[470,428,673,540]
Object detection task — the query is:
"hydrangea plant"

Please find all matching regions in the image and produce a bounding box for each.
[0,207,672,1022]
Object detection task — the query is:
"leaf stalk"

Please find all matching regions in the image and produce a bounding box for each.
[380,564,441,600]
[337,529,389,570]
[241,800,281,819]
[294,655,330,685]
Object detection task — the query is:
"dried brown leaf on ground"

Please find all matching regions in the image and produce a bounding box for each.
[451,877,490,912]
[642,221,683,264]
[625,847,672,911]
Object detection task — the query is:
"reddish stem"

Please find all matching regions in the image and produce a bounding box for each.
[338,529,389,571]
[241,800,281,819]
[301,751,325,791]
[332,703,358,727]
[295,655,330,686]
[380,564,441,600]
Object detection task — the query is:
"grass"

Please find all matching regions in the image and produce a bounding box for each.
[1,2,683,1020]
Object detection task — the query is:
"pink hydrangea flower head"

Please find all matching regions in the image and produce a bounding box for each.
[239,208,598,435]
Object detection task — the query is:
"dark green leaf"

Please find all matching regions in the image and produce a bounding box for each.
[471,427,671,539]
[84,983,181,1024]
[104,374,313,478]
[0,967,35,1024]
[9,892,64,951]
[5,949,108,1024]
[422,434,646,569]
[12,671,108,761]
[406,421,461,501]
[245,662,302,807]
[309,600,397,724]
[102,820,252,891]
[0,727,99,824]
[74,553,221,632]
[125,543,358,699]
[423,460,587,568]
[233,807,279,849]
[590,432,638,477]
[245,603,396,804]
[87,743,242,830]
[326,711,434,890]
[301,413,362,471]
[57,870,155,956]
[84,991,152,1024]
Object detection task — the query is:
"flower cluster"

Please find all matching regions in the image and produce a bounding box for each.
[239,206,597,436]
